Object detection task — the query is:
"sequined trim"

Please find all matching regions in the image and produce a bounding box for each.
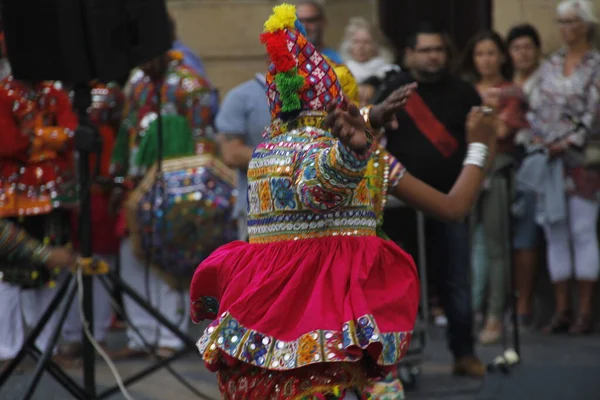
[197,312,412,371]
[265,113,330,139]
[365,147,406,222]
[247,209,377,243]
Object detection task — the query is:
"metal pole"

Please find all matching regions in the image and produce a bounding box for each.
[73,83,96,397]
[416,211,430,325]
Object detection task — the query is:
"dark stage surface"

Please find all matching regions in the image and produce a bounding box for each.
[1,323,599,400]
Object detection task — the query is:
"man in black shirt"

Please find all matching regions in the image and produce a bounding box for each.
[381,24,486,377]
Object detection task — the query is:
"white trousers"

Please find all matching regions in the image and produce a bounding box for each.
[120,239,189,350]
[0,279,64,360]
[543,195,600,282]
[62,255,115,343]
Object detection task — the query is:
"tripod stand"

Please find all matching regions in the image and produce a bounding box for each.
[0,84,209,400]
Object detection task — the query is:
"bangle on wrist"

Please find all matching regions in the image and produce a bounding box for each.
[463,142,489,169]
[360,105,385,137]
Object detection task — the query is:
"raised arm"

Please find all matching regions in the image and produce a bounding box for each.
[391,107,497,222]
[294,135,371,212]
[292,102,374,212]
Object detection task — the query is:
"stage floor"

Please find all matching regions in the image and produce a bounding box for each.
[1,323,599,400]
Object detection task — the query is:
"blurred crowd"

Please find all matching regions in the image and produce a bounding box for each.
[0,0,599,386]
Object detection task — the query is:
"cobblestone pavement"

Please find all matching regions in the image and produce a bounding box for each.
[1,324,599,400]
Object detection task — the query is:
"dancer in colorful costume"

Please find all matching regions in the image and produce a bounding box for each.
[190,5,497,399]
[109,48,225,358]
[0,76,77,364]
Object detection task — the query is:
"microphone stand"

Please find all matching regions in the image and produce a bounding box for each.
[488,160,520,374]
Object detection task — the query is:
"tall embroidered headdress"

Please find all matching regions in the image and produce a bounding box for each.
[260,4,350,121]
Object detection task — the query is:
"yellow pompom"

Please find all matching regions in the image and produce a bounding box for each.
[264,3,297,33]
[333,386,341,396]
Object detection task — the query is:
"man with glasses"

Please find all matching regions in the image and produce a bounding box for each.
[379,24,486,378]
[296,0,342,64]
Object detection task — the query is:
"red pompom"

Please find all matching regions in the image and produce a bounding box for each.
[260,31,295,73]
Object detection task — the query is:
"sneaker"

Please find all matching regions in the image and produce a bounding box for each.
[453,355,486,378]
[434,314,448,327]
[478,316,502,345]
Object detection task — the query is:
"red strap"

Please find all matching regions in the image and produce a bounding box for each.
[404,92,459,158]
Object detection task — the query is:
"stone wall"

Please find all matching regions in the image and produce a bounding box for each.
[493,0,600,55]
[168,0,377,96]
[170,0,600,95]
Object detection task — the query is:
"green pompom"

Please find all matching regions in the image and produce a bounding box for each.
[275,69,304,112]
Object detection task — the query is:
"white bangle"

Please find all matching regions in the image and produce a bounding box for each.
[463,142,489,168]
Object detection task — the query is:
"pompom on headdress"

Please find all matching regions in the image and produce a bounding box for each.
[260,4,347,121]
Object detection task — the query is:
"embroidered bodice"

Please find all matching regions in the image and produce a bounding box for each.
[365,145,405,230]
[247,115,405,244]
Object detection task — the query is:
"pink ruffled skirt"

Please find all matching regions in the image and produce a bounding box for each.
[190,235,419,376]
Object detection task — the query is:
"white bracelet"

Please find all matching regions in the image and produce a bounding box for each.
[463,142,489,168]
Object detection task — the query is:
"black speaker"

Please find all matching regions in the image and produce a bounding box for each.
[0,0,171,83]
[478,364,600,400]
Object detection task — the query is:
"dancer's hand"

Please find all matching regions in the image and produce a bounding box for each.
[47,247,77,270]
[325,102,370,151]
[466,106,498,170]
[369,82,417,130]
[466,106,497,146]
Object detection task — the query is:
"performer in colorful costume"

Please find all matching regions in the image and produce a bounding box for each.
[0,217,77,371]
[110,49,235,358]
[0,219,77,277]
[190,5,498,399]
[0,76,77,363]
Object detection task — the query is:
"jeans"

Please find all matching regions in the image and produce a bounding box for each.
[383,208,475,359]
[471,156,513,319]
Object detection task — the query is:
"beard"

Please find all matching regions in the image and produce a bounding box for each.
[414,67,448,82]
